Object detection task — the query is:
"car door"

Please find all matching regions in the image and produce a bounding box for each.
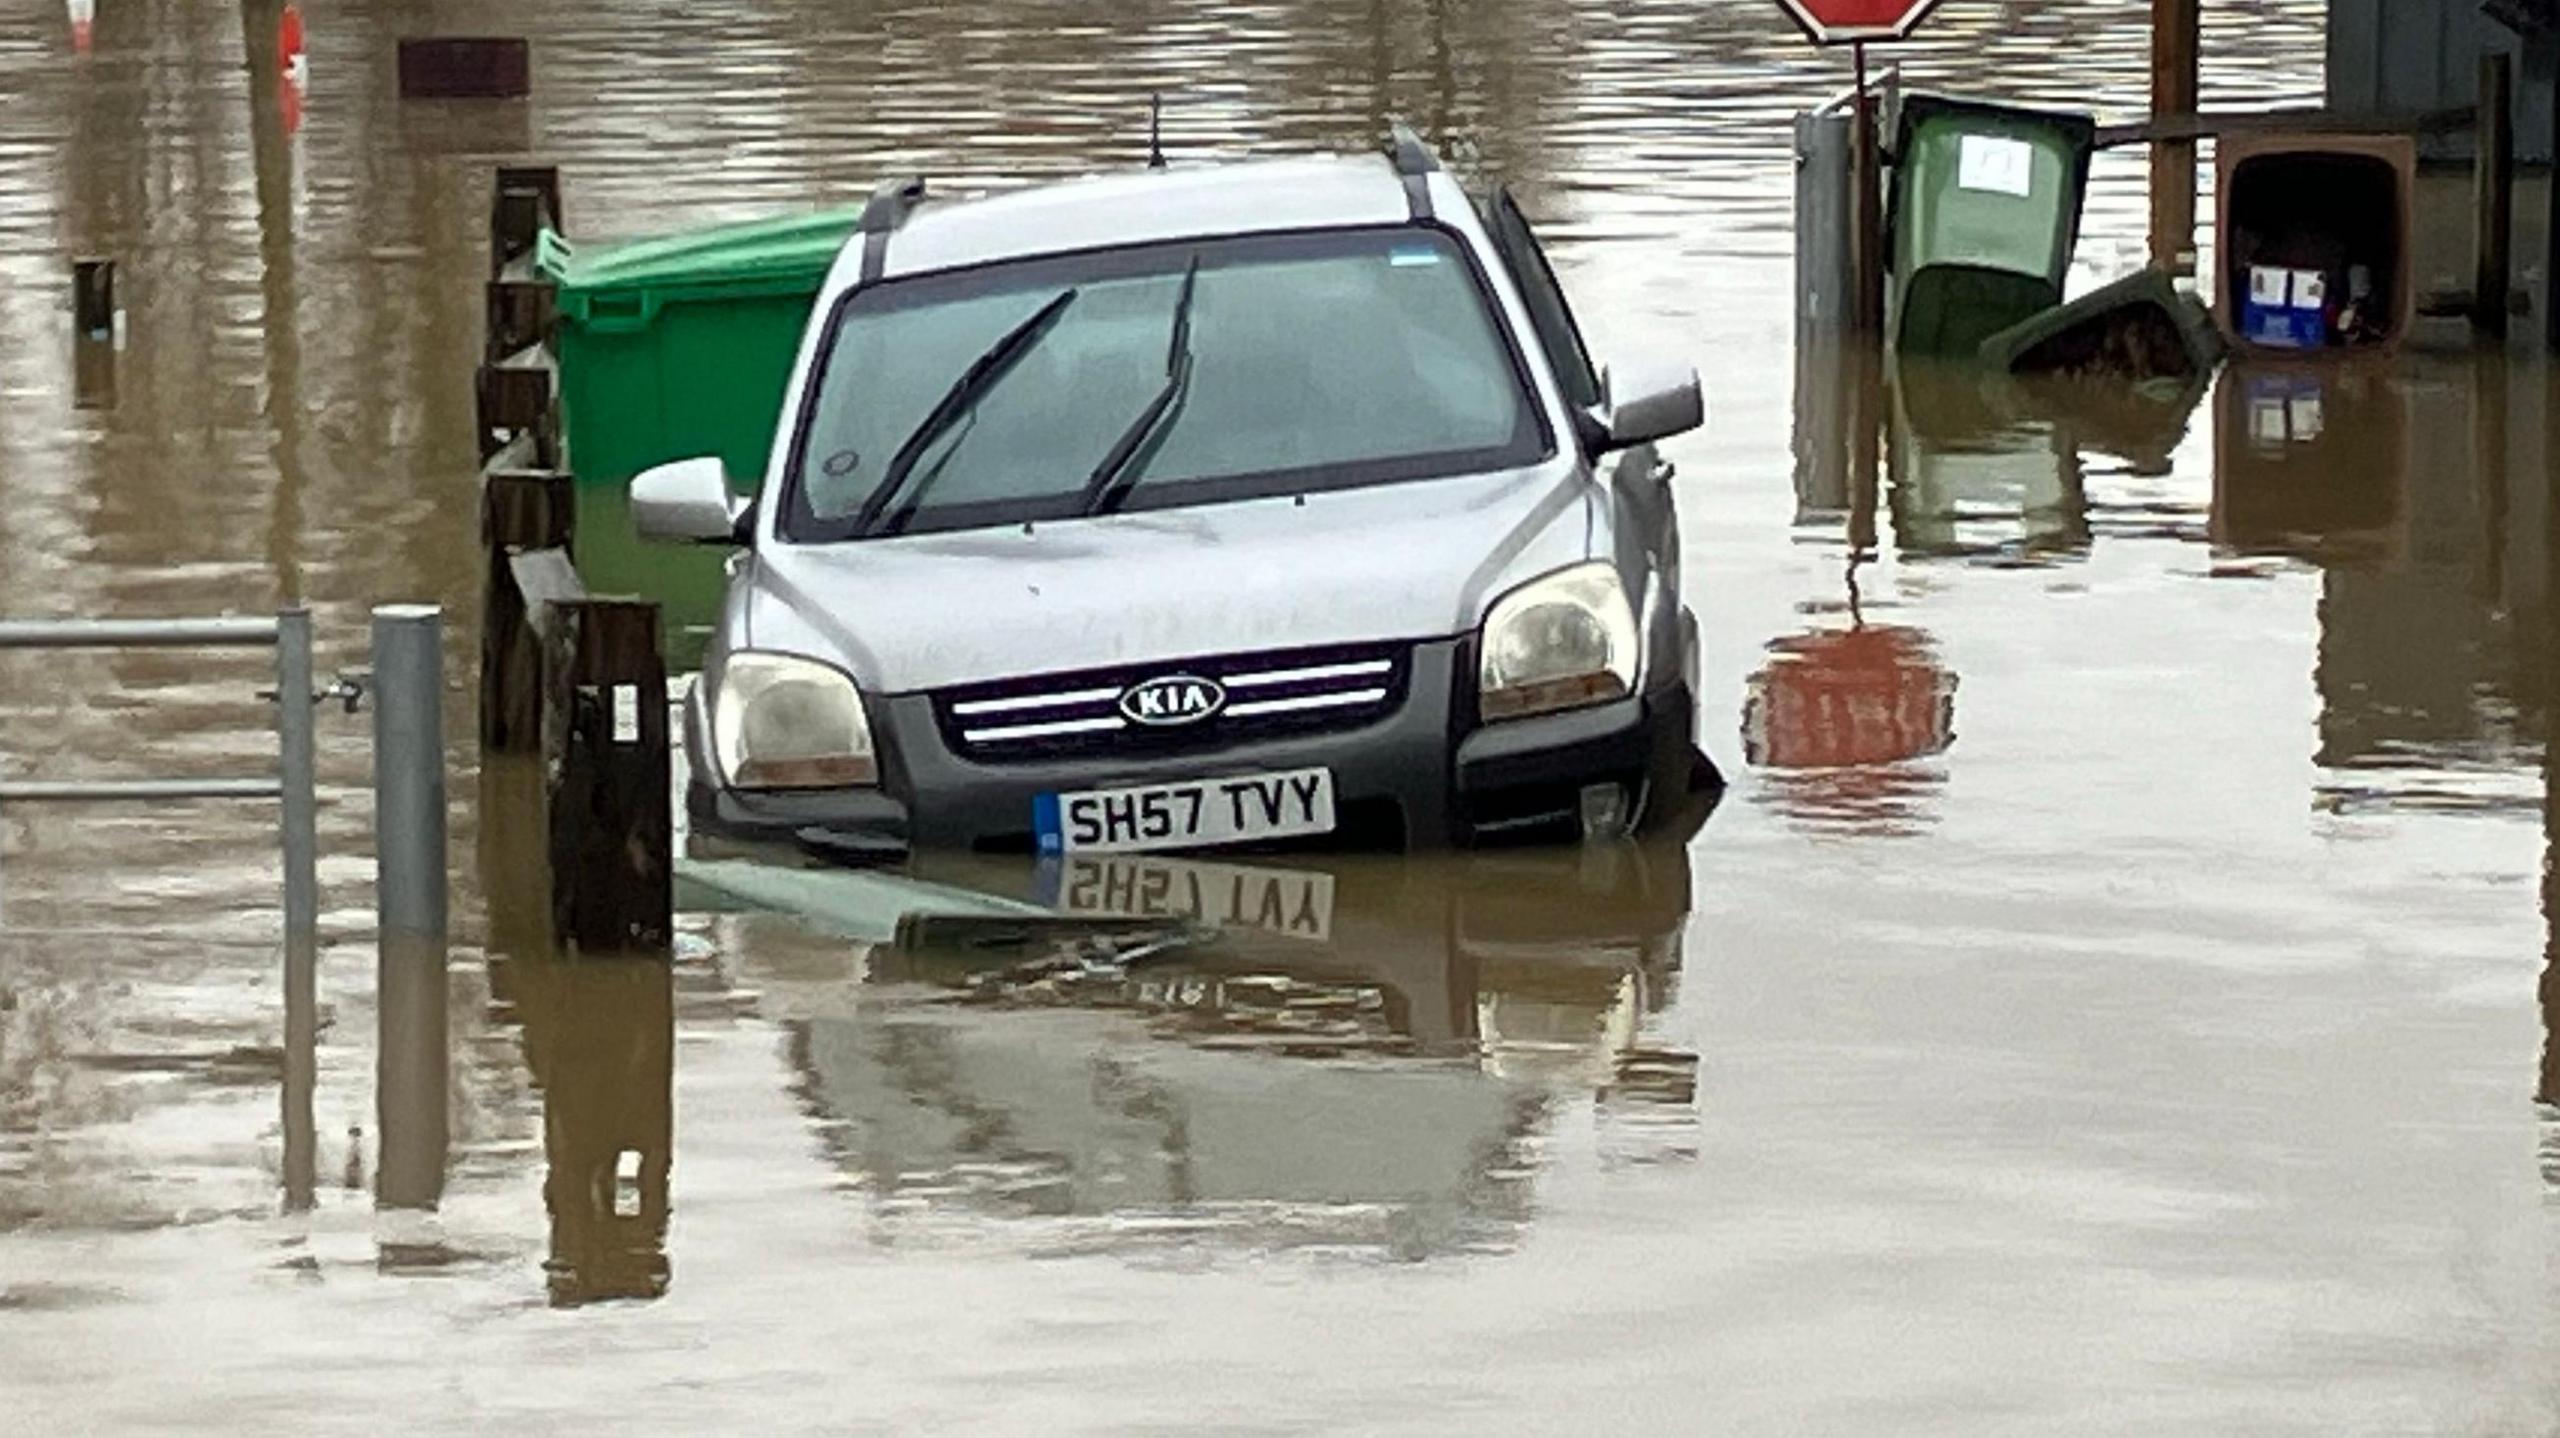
[1480,187,1680,652]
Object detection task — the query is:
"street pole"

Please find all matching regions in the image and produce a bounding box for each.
[372,605,449,1211]
[1850,41,1885,337]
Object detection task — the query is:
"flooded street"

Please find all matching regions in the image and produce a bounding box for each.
[3,0,2558,1430]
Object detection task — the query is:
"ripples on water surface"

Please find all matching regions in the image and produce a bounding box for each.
[2,0,2557,1431]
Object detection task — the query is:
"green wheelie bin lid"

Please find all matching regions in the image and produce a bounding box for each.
[1890,95,2098,360]
[537,205,866,328]
[535,204,864,490]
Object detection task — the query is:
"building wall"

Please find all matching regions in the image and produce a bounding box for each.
[2327,0,2556,163]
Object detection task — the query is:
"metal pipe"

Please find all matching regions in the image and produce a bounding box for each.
[0,778,285,802]
[372,605,449,1212]
[0,617,280,649]
[276,607,319,1214]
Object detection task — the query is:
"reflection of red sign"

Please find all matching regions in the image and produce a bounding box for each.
[1742,626,1956,770]
[1773,0,1944,45]
[68,0,94,53]
[279,5,308,134]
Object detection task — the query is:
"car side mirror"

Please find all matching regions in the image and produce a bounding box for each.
[632,457,746,544]
[1591,360,1705,453]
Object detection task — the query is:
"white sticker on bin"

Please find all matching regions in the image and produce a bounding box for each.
[1957,135,2035,198]
[2249,266,2290,306]
[2290,270,2327,311]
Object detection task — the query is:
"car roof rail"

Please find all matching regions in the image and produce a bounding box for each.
[1385,121,1438,222]
[859,176,927,284]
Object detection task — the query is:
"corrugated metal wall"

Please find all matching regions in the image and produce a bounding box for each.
[2326,0,2556,162]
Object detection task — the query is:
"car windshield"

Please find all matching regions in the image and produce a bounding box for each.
[781,226,1549,542]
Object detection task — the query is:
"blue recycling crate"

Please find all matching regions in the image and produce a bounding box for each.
[2241,298,2329,350]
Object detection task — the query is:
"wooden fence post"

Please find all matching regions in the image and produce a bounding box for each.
[71,258,115,339]
[490,165,560,283]
[2148,0,2202,276]
[479,469,573,753]
[541,599,672,956]
[474,161,673,957]
[2475,52,2515,337]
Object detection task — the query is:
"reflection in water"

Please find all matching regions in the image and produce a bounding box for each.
[1742,619,1956,833]
[374,935,448,1216]
[1888,360,2091,562]
[2210,362,2406,566]
[484,760,674,1306]
[2538,388,2560,1179]
[2207,356,2555,813]
[756,838,1702,1260]
[502,949,674,1306]
[70,334,114,412]
[2543,734,2560,1177]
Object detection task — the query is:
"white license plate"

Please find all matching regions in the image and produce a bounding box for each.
[1034,767,1335,855]
[1040,855,1336,942]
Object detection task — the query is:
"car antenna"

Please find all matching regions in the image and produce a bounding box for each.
[1148,92,1167,170]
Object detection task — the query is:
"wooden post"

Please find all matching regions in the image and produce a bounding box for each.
[2549,85,2560,352]
[477,346,560,446]
[71,259,114,338]
[479,470,574,753]
[2476,53,2515,337]
[541,598,672,957]
[2149,0,2202,276]
[489,166,560,283]
[487,272,557,368]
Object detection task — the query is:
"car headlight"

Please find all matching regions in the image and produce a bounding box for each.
[1478,562,1638,721]
[711,652,877,790]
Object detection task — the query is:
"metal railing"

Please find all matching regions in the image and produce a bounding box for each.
[0,611,318,944]
[0,608,324,1207]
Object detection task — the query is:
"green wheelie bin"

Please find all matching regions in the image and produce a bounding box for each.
[1889,95,2098,360]
[538,204,865,490]
[537,205,862,666]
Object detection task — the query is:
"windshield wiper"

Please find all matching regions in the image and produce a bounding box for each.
[1079,256,1201,516]
[849,286,1080,538]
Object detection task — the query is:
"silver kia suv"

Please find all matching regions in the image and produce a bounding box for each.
[633,129,1719,861]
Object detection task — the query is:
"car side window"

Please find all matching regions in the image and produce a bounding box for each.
[1483,186,1602,413]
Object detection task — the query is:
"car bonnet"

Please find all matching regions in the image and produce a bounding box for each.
[739,459,1601,695]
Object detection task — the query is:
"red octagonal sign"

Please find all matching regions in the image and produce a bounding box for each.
[1774,0,1945,45]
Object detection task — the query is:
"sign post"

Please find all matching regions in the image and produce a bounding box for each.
[278,5,307,135]
[1774,1,1941,337]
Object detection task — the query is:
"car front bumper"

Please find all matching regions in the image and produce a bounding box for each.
[687,638,1722,861]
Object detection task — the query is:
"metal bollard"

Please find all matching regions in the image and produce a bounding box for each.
[1795,106,1855,520]
[371,605,449,1211]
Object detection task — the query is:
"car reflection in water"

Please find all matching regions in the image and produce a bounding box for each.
[745,805,1711,1262]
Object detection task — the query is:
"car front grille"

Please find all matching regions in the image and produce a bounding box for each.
[934,641,1412,764]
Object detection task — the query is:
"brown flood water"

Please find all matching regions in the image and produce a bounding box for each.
[3,0,2557,1431]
